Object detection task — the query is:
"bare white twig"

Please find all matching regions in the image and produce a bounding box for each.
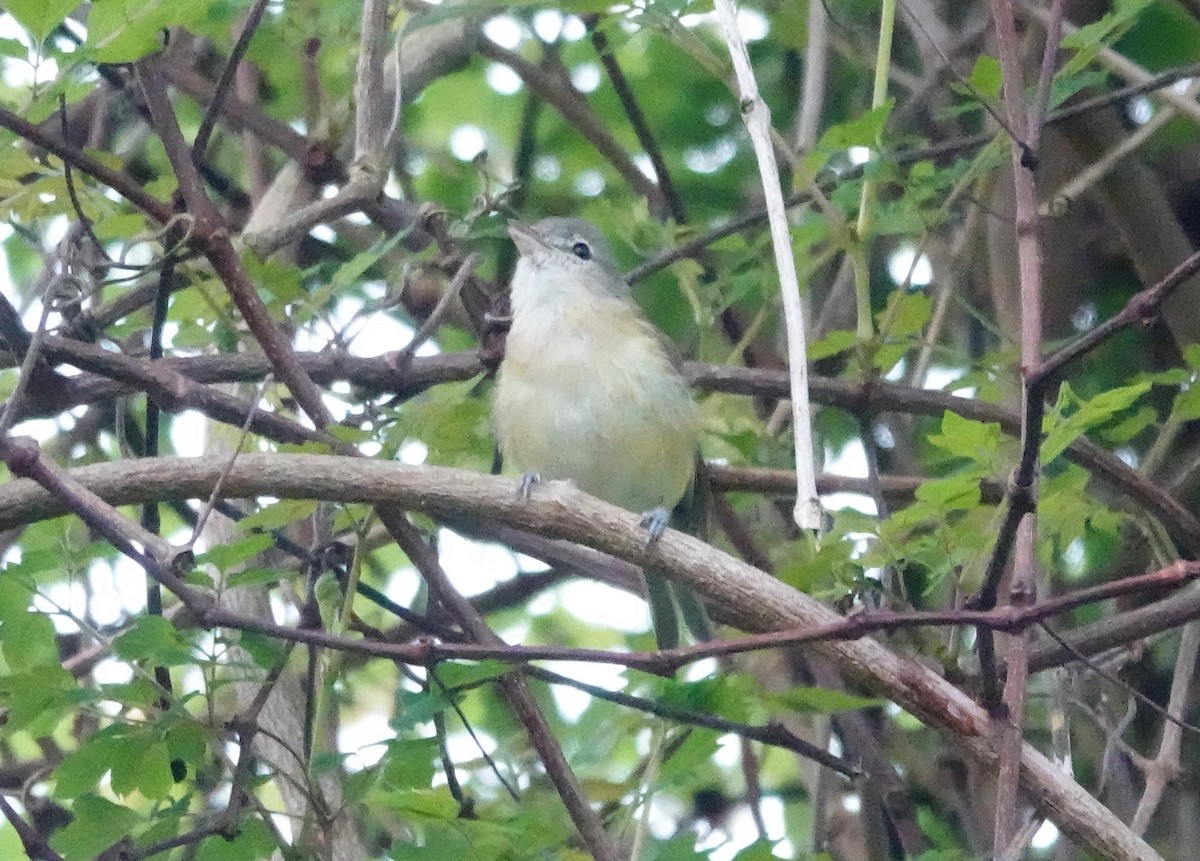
[712,0,821,530]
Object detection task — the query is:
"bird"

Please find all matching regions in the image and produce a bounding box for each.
[493,216,712,648]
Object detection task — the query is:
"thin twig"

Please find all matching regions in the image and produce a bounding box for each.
[995,515,1037,854]
[194,0,271,159]
[1129,620,1200,833]
[58,95,109,260]
[388,253,478,378]
[1028,0,1068,151]
[376,510,621,861]
[478,38,665,213]
[135,56,335,432]
[585,14,685,222]
[1047,78,1200,218]
[1037,622,1200,738]
[190,374,275,544]
[141,223,179,708]
[525,666,856,777]
[430,668,522,801]
[0,271,57,438]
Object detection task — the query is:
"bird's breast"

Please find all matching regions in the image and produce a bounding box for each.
[494,294,697,512]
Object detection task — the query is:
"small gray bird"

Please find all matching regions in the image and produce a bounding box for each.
[494,217,712,647]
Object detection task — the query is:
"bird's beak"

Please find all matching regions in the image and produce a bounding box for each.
[507,220,546,258]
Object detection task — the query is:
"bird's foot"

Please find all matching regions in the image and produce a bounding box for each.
[518,472,541,500]
[639,506,671,545]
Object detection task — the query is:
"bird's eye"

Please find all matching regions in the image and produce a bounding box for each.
[571,241,592,260]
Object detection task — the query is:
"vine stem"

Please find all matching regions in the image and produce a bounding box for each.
[852,0,897,339]
[711,0,821,530]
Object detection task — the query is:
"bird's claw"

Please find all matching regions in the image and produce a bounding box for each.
[639,506,671,545]
[518,472,541,500]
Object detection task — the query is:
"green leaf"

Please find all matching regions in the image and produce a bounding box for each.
[1173,385,1200,422]
[391,688,447,732]
[1060,0,1154,76]
[385,382,492,468]
[926,411,1002,465]
[967,55,1002,100]
[1101,404,1156,443]
[0,816,27,859]
[377,737,439,790]
[54,729,136,798]
[327,424,376,445]
[91,212,147,242]
[770,2,808,51]
[113,615,195,666]
[0,666,74,734]
[1183,343,1200,370]
[326,228,412,295]
[0,577,31,620]
[878,290,932,340]
[196,815,277,861]
[130,742,174,800]
[196,533,276,571]
[0,37,30,59]
[1117,0,1200,71]
[807,329,857,361]
[166,719,208,771]
[816,101,895,150]
[99,677,165,711]
[642,833,708,861]
[1041,381,1151,464]
[50,794,140,861]
[913,475,982,512]
[236,498,319,533]
[240,253,305,304]
[84,0,172,62]
[1,611,58,670]
[731,841,789,861]
[655,673,760,723]
[1039,464,1121,554]
[656,729,720,785]
[235,630,290,669]
[434,660,513,690]
[389,822,473,861]
[1047,69,1110,111]
[225,566,286,588]
[766,686,883,713]
[373,787,460,821]
[871,342,909,375]
[6,0,80,42]
[109,732,166,798]
[3,545,68,578]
